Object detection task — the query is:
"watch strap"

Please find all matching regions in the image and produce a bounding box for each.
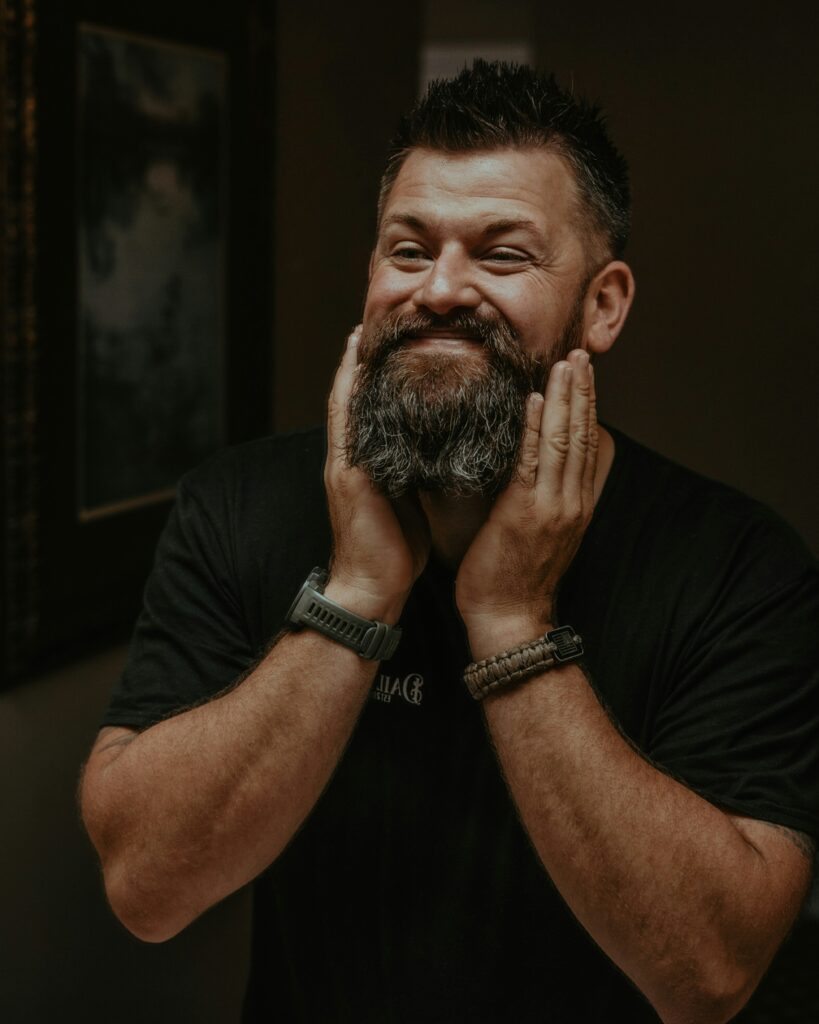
[287,568,402,661]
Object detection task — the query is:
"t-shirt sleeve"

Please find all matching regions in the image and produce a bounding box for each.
[646,510,819,840]
[102,473,256,729]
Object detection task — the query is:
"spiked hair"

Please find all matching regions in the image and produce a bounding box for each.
[378,60,631,261]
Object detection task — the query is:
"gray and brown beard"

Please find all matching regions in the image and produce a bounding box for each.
[345,304,584,498]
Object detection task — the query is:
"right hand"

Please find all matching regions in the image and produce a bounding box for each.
[323,326,430,622]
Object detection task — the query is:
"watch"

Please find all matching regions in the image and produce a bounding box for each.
[285,567,402,661]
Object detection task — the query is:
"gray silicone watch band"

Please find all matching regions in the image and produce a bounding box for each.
[286,569,402,661]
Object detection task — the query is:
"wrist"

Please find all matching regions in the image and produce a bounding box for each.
[323,578,408,626]
[464,624,585,700]
[465,612,556,663]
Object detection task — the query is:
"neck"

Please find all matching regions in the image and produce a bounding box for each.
[418,426,615,570]
[418,491,491,569]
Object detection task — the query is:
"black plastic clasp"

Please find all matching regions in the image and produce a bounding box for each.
[549,625,584,663]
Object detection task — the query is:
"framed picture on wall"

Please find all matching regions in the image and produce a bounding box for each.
[76,25,228,521]
[1,0,274,684]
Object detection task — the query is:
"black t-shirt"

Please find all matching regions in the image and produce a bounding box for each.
[104,426,819,1023]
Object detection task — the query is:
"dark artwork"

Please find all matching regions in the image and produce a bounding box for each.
[1,0,272,683]
[77,26,226,518]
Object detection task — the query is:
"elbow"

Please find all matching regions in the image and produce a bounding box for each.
[699,973,757,1024]
[81,776,197,943]
[655,961,758,1024]
[111,906,182,945]
[660,996,751,1024]
[103,860,196,943]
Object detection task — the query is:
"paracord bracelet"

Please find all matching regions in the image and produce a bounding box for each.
[463,625,584,700]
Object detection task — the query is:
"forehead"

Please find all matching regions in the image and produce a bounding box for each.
[381,146,581,238]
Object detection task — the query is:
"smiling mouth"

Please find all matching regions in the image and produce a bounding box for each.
[402,330,482,348]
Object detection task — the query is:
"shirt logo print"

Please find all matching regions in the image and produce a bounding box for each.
[372,671,424,706]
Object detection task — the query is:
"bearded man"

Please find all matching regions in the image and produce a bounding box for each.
[81,62,818,1024]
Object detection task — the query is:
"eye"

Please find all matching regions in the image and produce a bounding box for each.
[484,248,527,264]
[390,244,430,262]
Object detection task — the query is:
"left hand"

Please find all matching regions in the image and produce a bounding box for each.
[455,349,597,659]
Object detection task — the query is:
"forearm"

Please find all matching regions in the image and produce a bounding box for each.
[84,322,433,944]
[479,646,799,1023]
[82,585,397,942]
[453,351,808,1021]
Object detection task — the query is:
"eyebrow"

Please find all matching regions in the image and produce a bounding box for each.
[381,212,427,232]
[381,212,542,240]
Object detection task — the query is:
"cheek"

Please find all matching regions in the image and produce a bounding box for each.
[364,269,415,319]
[487,288,550,344]
[492,280,575,347]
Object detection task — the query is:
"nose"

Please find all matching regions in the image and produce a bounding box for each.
[412,246,481,316]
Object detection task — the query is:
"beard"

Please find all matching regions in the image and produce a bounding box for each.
[345,300,584,498]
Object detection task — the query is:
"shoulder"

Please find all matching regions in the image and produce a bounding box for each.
[603,427,815,597]
[157,426,329,583]
[150,426,331,651]
[180,425,325,496]
[174,426,327,523]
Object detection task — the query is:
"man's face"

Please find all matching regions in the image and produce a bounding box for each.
[347,146,594,498]
[362,146,592,363]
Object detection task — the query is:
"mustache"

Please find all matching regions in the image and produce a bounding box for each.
[360,310,521,365]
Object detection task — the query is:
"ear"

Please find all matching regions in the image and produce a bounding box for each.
[368,249,376,281]
[583,261,635,355]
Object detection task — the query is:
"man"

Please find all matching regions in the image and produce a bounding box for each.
[81,62,818,1023]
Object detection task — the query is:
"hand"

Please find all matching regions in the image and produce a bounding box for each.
[455,349,597,659]
[324,326,431,621]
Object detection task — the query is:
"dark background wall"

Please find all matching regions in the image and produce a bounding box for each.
[273,1,421,432]
[1,1,816,1021]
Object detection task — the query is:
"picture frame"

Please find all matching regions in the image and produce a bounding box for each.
[1,0,274,684]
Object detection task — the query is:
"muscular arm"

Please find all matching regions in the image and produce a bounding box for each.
[82,611,388,943]
[479,655,812,1024]
[457,351,813,1023]
[81,326,429,943]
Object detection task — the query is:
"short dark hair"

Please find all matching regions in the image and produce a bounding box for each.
[379,60,630,262]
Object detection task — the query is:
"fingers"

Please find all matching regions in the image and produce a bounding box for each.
[514,392,544,491]
[536,350,597,507]
[581,364,598,510]
[537,359,573,494]
[563,349,591,502]
[327,325,362,465]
